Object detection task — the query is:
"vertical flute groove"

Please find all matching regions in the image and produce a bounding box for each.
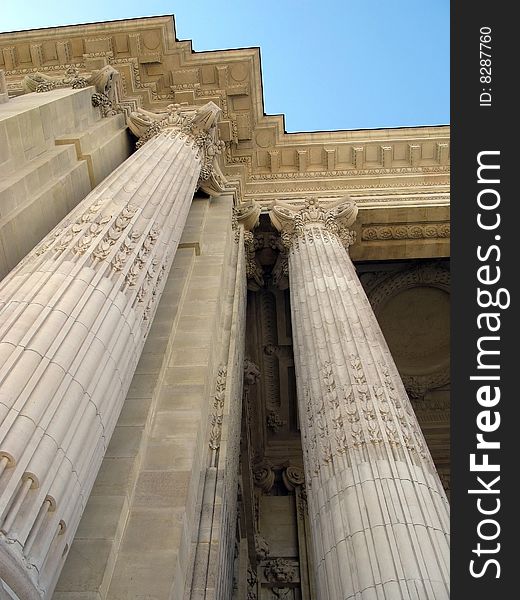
[0,100,224,599]
[270,198,450,600]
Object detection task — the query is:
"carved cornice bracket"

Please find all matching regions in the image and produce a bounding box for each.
[270,196,358,250]
[281,465,305,491]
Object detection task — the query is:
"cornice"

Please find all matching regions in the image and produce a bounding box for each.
[0,15,450,207]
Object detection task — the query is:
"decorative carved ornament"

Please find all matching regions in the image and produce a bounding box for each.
[127,101,227,194]
[255,533,270,560]
[243,358,261,386]
[0,17,449,213]
[362,222,450,241]
[23,65,123,116]
[209,366,227,455]
[244,230,264,290]
[270,589,291,599]
[235,201,261,232]
[247,565,258,600]
[264,558,297,584]
[252,460,275,493]
[281,465,304,491]
[270,196,358,250]
[266,410,286,433]
[302,356,428,476]
[233,201,263,287]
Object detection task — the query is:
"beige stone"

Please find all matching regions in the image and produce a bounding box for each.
[0,14,450,600]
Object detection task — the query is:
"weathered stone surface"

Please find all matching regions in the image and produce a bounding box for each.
[0,16,450,260]
[0,15,451,600]
[271,197,450,600]
[0,100,222,598]
[0,88,127,278]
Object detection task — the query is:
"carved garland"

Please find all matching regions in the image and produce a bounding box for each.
[302,356,429,473]
[209,366,228,454]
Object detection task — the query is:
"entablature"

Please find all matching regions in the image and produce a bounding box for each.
[1,15,450,258]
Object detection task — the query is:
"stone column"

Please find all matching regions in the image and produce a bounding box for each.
[0,70,8,104]
[270,198,450,600]
[0,101,223,599]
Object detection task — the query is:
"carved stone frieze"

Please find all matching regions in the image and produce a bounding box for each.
[251,165,449,182]
[23,65,90,92]
[362,222,450,241]
[1,17,449,228]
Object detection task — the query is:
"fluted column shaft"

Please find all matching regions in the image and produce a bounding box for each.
[0,102,222,599]
[271,198,450,600]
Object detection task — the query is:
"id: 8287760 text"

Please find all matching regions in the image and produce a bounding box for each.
[480,26,492,107]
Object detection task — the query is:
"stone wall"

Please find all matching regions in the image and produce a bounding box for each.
[0,87,131,280]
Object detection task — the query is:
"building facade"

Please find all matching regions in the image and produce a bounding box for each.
[0,16,450,600]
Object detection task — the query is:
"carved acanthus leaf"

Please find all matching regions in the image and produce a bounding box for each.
[244,230,264,290]
[235,201,261,231]
[24,65,122,117]
[127,101,227,192]
[270,196,358,250]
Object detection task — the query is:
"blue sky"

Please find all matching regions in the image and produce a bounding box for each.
[1,0,449,132]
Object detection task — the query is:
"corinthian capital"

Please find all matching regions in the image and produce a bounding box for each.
[23,65,121,115]
[127,101,226,193]
[270,196,358,249]
[233,200,261,232]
